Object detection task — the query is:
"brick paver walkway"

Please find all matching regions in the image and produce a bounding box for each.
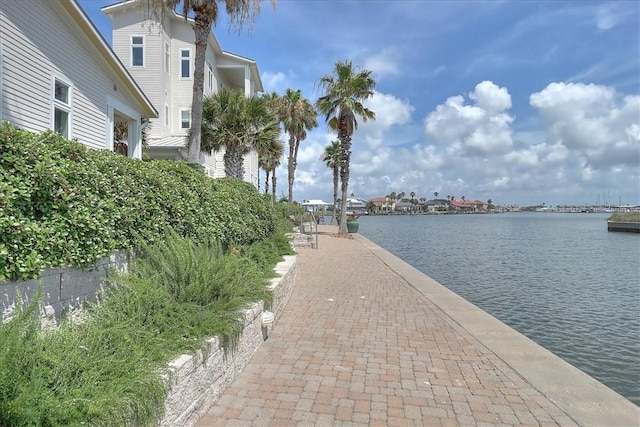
[196,226,578,426]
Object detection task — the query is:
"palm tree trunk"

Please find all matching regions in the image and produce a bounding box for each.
[224,148,245,179]
[287,135,295,202]
[265,170,270,194]
[271,166,277,202]
[331,165,339,224]
[338,135,351,235]
[186,8,214,165]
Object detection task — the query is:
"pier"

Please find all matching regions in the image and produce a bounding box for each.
[196,224,639,426]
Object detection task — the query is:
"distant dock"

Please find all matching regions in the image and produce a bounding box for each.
[607,221,640,233]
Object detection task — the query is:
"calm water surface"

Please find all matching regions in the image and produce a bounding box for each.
[358,212,639,405]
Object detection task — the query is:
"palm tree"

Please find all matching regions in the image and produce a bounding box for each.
[274,89,318,203]
[201,88,279,178]
[259,139,284,202]
[316,60,376,235]
[320,140,341,224]
[147,0,275,165]
[259,156,271,194]
[434,191,439,199]
[366,200,377,214]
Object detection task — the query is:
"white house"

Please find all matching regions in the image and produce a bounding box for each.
[102,0,264,187]
[0,0,157,158]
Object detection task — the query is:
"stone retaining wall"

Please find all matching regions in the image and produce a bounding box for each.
[160,254,297,426]
[0,252,129,324]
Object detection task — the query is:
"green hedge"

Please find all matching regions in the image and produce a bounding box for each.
[0,123,276,281]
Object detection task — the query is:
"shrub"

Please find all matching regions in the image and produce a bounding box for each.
[0,231,281,426]
[238,229,296,276]
[0,123,276,281]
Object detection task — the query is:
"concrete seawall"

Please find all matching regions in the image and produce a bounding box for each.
[354,232,639,426]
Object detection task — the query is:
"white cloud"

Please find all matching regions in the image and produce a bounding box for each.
[594,3,630,30]
[363,48,402,80]
[425,81,514,156]
[261,71,289,92]
[469,80,512,113]
[361,91,414,137]
[530,82,640,170]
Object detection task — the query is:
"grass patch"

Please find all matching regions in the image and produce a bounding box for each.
[607,212,640,222]
[0,228,293,426]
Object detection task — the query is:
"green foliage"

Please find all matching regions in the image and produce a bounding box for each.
[0,123,276,281]
[608,211,640,222]
[0,230,286,426]
[238,228,295,276]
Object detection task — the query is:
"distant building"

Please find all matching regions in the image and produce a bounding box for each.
[424,199,450,212]
[370,196,395,213]
[450,199,487,212]
[340,197,368,214]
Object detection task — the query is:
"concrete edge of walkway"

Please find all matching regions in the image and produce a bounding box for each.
[353,232,640,427]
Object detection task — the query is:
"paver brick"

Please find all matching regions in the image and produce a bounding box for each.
[195,226,577,426]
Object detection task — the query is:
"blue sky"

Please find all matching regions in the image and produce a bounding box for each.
[81,0,639,206]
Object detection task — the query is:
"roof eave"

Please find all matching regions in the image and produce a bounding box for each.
[65,0,158,118]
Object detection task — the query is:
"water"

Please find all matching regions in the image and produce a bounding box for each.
[358,212,640,405]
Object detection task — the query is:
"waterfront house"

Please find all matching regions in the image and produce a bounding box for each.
[424,198,450,212]
[0,0,157,158]
[340,197,368,215]
[450,199,488,212]
[102,0,263,187]
[370,196,395,213]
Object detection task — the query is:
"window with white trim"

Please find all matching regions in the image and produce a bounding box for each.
[131,36,144,67]
[52,77,72,138]
[180,109,191,129]
[164,42,170,73]
[180,49,191,79]
[207,62,214,91]
[164,104,170,127]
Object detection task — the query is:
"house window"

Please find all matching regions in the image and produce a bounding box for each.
[207,62,214,91]
[131,36,144,67]
[164,42,170,73]
[180,109,190,129]
[164,104,170,127]
[180,49,191,78]
[52,77,72,138]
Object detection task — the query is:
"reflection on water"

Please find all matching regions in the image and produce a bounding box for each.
[359,212,640,405]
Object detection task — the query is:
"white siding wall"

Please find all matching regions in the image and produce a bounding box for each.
[162,26,173,135]
[0,41,3,121]
[170,24,196,138]
[244,149,259,188]
[0,1,145,150]
[109,9,164,139]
